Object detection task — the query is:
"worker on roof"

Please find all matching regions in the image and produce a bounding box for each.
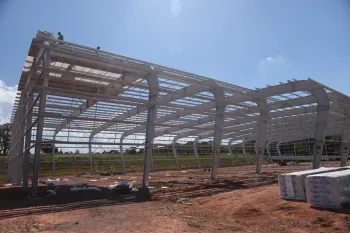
[58,32,64,40]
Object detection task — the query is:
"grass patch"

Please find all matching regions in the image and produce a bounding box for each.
[0,154,257,180]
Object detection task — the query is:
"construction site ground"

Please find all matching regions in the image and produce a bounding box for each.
[0,162,349,233]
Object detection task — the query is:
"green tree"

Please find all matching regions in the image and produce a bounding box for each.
[0,123,11,156]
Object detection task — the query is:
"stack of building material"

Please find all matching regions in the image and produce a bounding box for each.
[306,169,350,208]
[278,167,349,200]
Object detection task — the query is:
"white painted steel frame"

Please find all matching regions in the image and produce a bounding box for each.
[8,30,350,196]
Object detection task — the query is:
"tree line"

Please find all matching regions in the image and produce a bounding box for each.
[0,123,10,156]
[0,122,344,157]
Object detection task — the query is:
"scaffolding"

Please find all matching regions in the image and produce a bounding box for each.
[8,30,350,197]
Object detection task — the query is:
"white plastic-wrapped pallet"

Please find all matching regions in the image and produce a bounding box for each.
[278,167,349,201]
[306,169,350,208]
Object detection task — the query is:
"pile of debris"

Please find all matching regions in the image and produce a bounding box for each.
[38,177,69,197]
[108,180,138,194]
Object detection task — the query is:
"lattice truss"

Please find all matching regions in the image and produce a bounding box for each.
[8,31,350,195]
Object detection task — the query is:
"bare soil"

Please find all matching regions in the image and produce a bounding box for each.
[0,162,349,233]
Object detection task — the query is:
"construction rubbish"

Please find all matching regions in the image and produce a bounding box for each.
[306,169,350,208]
[70,184,101,192]
[278,167,349,201]
[62,178,69,182]
[108,184,119,191]
[86,187,101,191]
[109,180,135,194]
[165,174,171,177]
[40,178,60,184]
[100,178,108,181]
[44,190,56,196]
[4,183,12,187]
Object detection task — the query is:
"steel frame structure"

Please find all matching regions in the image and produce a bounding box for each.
[8,31,350,197]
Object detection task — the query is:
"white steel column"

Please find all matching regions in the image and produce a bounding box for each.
[172,142,179,170]
[341,118,350,166]
[88,137,93,173]
[276,141,282,159]
[227,138,235,165]
[193,138,201,168]
[23,93,33,190]
[119,136,125,174]
[266,141,272,161]
[211,85,226,180]
[142,72,159,187]
[340,101,350,166]
[312,94,329,169]
[227,138,234,157]
[255,97,268,174]
[242,139,247,155]
[52,135,56,178]
[16,96,26,185]
[31,49,50,197]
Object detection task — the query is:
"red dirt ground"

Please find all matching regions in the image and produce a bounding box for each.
[0,162,349,233]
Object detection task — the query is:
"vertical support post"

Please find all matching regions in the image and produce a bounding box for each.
[210,85,225,180]
[52,135,56,178]
[341,118,350,166]
[172,142,179,170]
[242,139,247,155]
[227,138,234,165]
[193,138,201,168]
[23,93,33,190]
[88,137,93,173]
[341,141,350,166]
[312,90,329,169]
[276,141,282,160]
[293,143,297,157]
[255,98,268,175]
[227,139,233,157]
[151,149,155,172]
[254,141,258,154]
[16,96,26,185]
[31,49,50,197]
[266,141,272,162]
[119,136,125,174]
[142,72,159,188]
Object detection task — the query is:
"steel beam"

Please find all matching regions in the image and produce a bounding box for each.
[193,137,201,168]
[23,92,33,189]
[142,72,159,187]
[31,48,50,197]
[172,142,179,170]
[255,97,268,174]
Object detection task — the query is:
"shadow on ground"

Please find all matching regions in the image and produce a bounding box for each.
[0,185,148,220]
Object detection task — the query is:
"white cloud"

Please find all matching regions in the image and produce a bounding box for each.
[0,80,17,124]
[171,0,181,16]
[260,55,285,65]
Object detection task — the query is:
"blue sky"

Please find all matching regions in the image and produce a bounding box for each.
[1,0,350,123]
